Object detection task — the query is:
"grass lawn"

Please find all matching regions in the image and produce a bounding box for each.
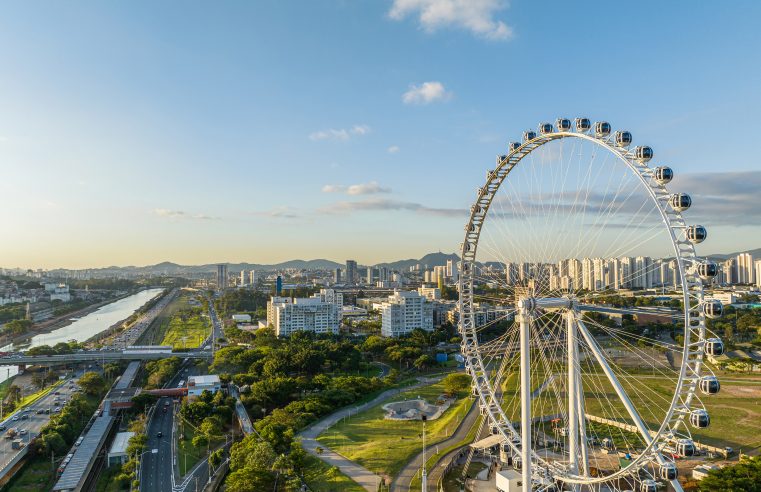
[6,457,57,492]
[177,424,209,476]
[491,358,761,455]
[316,381,472,478]
[161,304,210,350]
[301,453,366,492]
[137,293,186,345]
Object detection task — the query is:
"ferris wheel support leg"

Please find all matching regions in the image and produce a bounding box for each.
[519,307,532,491]
[566,310,580,482]
[565,310,586,490]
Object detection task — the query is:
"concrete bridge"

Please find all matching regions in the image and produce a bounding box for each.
[0,350,213,366]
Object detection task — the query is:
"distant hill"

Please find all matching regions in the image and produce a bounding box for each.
[707,248,761,261]
[49,253,460,276]
[378,252,460,271]
[47,246,760,276]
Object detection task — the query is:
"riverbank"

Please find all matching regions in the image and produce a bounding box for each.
[0,293,135,348]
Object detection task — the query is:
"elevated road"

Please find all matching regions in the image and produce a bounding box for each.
[0,351,212,366]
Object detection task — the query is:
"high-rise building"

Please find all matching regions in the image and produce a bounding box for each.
[333,268,342,284]
[737,253,754,284]
[216,264,228,290]
[346,260,357,284]
[593,258,606,291]
[276,275,283,296]
[755,260,761,289]
[380,290,434,337]
[240,270,247,286]
[608,258,621,290]
[249,270,256,286]
[582,258,593,290]
[267,291,342,337]
[366,266,374,284]
[446,259,459,281]
[632,256,653,289]
[723,258,737,285]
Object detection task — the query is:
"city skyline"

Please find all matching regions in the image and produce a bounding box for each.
[2,1,761,269]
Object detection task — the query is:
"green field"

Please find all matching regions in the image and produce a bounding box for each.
[301,454,366,492]
[316,381,472,478]
[136,293,186,345]
[489,362,761,455]
[160,298,210,350]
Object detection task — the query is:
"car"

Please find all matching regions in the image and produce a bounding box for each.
[0,425,6,432]
[36,409,44,414]
[20,414,29,420]
[54,391,60,396]
[44,409,50,414]
[156,431,163,438]
[11,416,18,421]
[18,429,27,436]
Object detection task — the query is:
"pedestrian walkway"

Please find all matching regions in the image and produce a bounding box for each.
[299,376,443,492]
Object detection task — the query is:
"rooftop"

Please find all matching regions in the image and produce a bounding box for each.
[188,374,220,386]
[108,431,135,456]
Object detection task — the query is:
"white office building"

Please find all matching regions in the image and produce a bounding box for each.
[380,290,434,337]
[737,253,754,284]
[755,260,761,289]
[187,375,222,397]
[267,290,342,337]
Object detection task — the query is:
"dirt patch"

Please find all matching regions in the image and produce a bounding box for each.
[719,385,761,399]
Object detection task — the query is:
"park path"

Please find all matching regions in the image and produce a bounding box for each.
[390,398,479,491]
[299,376,444,492]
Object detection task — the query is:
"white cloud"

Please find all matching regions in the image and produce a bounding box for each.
[309,124,371,141]
[321,184,346,193]
[322,181,391,195]
[253,206,300,219]
[387,145,400,154]
[389,0,513,40]
[402,81,452,105]
[320,197,465,217]
[153,208,217,220]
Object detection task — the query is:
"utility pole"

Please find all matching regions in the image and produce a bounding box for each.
[421,415,427,491]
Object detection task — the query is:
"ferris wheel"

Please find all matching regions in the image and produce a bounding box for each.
[458,118,724,492]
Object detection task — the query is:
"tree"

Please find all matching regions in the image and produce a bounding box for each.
[5,384,21,405]
[78,371,105,395]
[699,455,761,491]
[414,354,433,370]
[443,373,471,397]
[31,373,46,390]
[192,434,209,448]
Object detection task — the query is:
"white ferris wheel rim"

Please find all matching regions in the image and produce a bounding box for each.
[458,127,709,487]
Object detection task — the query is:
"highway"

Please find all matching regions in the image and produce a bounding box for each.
[0,374,80,474]
[141,362,201,492]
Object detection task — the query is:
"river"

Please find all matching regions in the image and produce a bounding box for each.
[0,288,164,384]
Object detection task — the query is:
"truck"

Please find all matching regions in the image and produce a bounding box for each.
[11,439,24,450]
[5,428,18,439]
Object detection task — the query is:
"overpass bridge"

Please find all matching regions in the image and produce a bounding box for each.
[0,350,213,366]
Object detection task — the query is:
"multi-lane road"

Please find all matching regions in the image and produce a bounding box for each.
[141,361,203,492]
[0,374,80,472]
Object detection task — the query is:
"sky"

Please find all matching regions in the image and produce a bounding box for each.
[1,1,760,269]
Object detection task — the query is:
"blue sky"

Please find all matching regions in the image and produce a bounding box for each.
[1,1,760,268]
